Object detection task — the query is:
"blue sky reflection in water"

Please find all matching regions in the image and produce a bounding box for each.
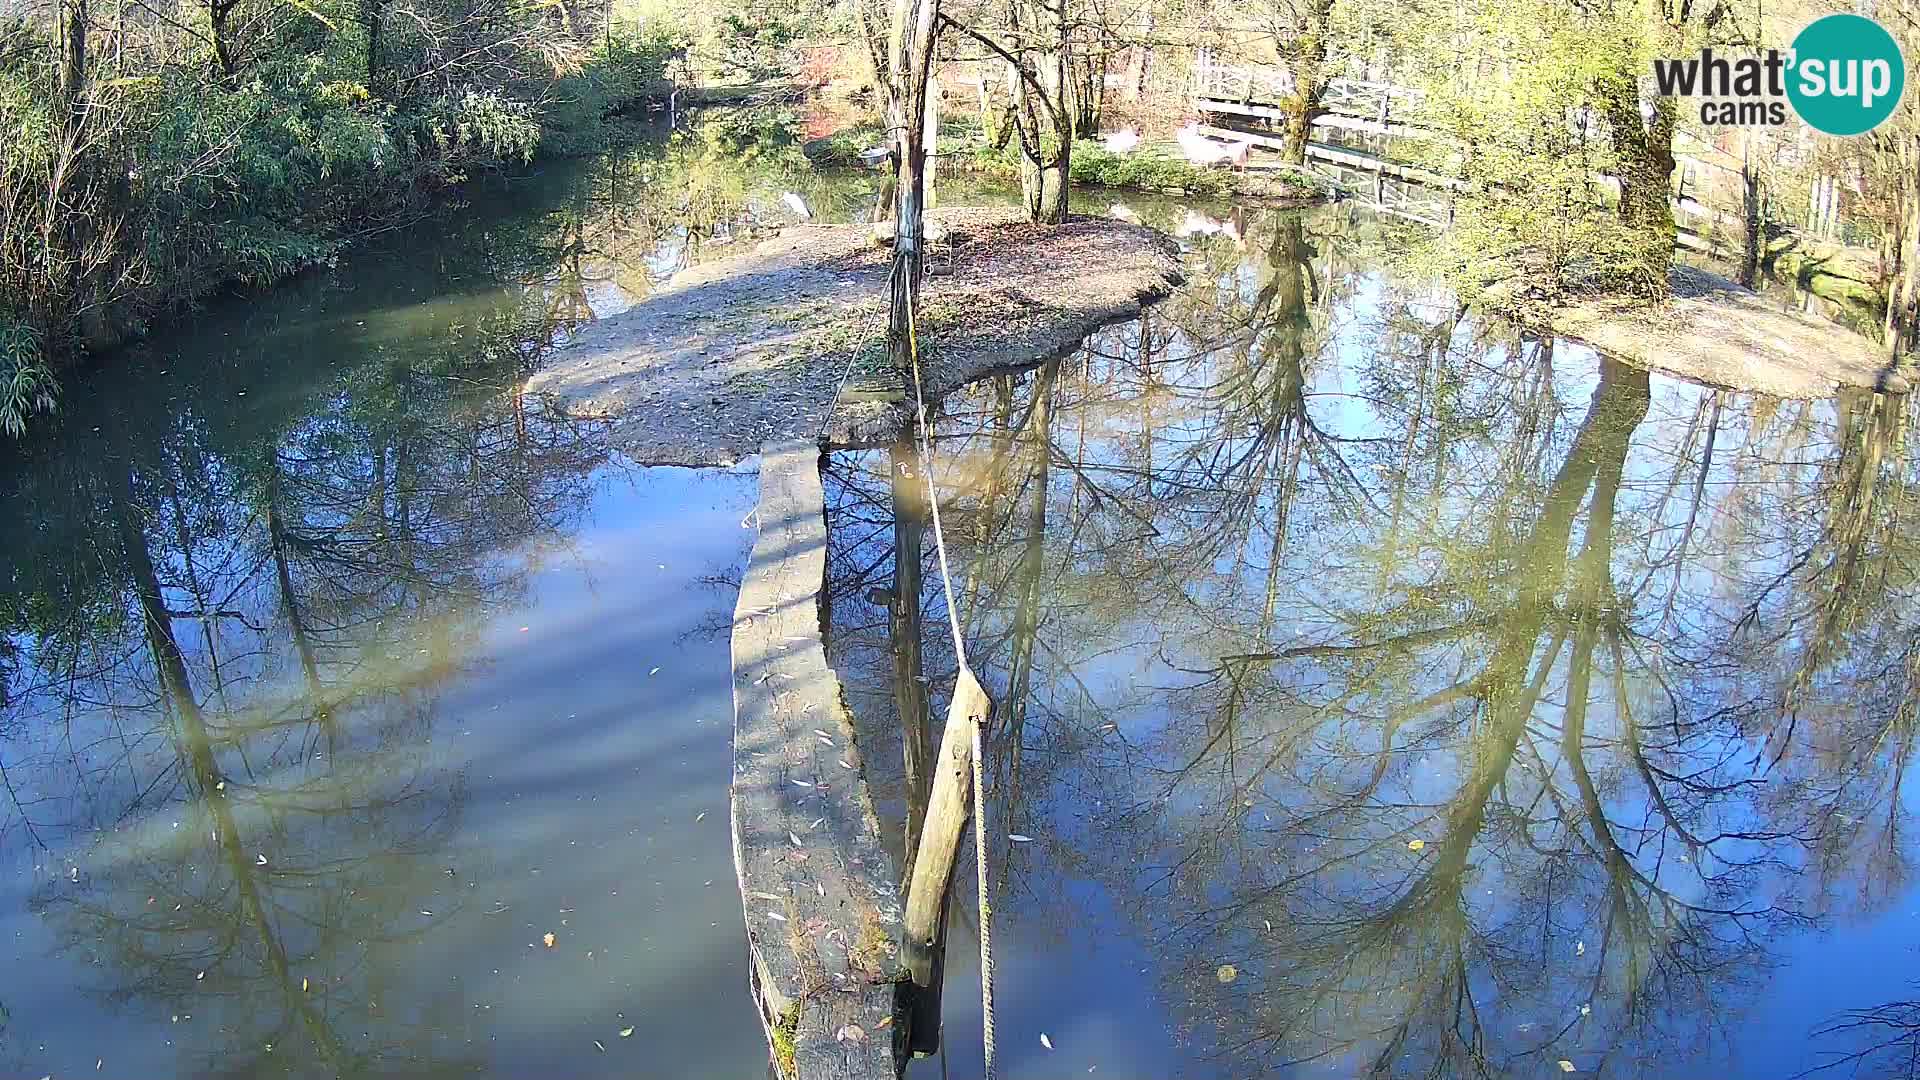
[825,211,1920,1080]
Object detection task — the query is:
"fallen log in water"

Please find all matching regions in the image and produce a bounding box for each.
[730,440,911,1079]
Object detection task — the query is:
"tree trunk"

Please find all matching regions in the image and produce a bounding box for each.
[1740,151,1763,288]
[1281,0,1333,166]
[885,0,941,372]
[1603,84,1677,297]
[1013,0,1071,223]
[207,0,237,78]
[57,0,87,127]
[1122,12,1152,103]
[364,0,386,86]
[1072,31,1102,136]
[1886,136,1919,360]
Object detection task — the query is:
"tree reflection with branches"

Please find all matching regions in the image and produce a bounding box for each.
[824,206,1920,1079]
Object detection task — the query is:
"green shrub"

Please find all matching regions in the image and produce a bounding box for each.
[0,318,53,439]
[1068,142,1235,196]
[0,0,685,438]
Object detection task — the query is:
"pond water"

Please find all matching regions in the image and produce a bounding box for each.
[4,106,1915,1080]
[824,213,1920,1079]
[0,114,872,1079]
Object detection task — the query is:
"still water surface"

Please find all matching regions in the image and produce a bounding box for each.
[4,110,1917,1080]
[827,213,1920,1080]
[0,119,841,1078]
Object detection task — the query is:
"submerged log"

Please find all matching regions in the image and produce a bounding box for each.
[731,441,911,1079]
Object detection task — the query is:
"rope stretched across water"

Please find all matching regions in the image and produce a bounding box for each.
[894,257,997,1080]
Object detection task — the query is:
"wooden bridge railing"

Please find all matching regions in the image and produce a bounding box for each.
[1192,51,1430,131]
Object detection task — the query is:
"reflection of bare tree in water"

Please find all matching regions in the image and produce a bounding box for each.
[824,204,1920,1080]
[1801,990,1920,1079]
[3,309,610,1074]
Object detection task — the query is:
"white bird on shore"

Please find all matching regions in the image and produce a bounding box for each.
[1100,127,1142,154]
[781,192,812,220]
[1176,123,1252,170]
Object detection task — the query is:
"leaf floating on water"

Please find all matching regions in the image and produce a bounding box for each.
[789,831,803,847]
[875,1016,893,1029]
[792,780,813,789]
[1406,839,1426,851]
[695,811,707,822]
[1041,1033,1054,1050]
[301,977,309,992]
[1009,834,1034,843]
[1558,1062,1576,1073]
[543,932,557,948]
[1574,940,1585,956]
[196,971,205,981]
[594,1039,606,1052]
[766,911,787,922]
[649,667,660,676]
[1579,1003,1591,1017]
[620,1027,635,1038]
[256,854,269,866]
[1216,964,1238,984]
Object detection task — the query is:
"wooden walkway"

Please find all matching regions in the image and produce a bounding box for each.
[730,440,910,1079]
[1191,57,1748,248]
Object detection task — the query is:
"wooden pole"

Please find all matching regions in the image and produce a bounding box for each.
[901,667,992,986]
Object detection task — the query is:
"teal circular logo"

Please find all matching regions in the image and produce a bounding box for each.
[1787,14,1905,136]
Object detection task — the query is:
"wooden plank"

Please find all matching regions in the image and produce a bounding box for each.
[731,440,910,1079]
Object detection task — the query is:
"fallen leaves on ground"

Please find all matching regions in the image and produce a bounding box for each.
[543,932,557,948]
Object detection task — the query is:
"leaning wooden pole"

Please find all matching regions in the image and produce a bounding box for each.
[901,668,992,986]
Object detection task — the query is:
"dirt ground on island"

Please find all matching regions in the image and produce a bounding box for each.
[1543,265,1910,399]
[524,207,1184,466]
